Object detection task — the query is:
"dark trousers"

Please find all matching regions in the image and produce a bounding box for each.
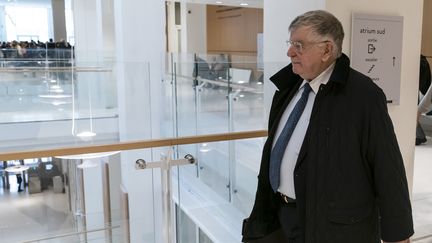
[278,202,303,242]
[245,201,303,243]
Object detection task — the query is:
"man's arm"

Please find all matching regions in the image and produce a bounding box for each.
[365,87,414,242]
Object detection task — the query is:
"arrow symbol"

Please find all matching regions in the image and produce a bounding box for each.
[393,57,395,67]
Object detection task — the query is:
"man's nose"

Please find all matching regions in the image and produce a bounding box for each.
[287,46,296,57]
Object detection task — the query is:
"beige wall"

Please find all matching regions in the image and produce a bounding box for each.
[422,0,432,56]
[422,0,432,66]
[207,5,263,54]
[326,0,423,192]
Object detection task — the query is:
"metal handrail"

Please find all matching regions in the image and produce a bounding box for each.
[0,130,268,161]
[167,73,263,93]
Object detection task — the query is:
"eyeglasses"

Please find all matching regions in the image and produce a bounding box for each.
[286,40,330,53]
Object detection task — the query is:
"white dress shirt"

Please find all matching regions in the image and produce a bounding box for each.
[273,63,335,198]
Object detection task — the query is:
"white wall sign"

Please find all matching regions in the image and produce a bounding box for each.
[351,13,403,104]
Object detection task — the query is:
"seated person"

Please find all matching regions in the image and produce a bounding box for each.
[209,54,229,80]
[193,57,212,80]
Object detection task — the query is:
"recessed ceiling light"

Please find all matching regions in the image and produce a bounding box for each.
[240,2,248,6]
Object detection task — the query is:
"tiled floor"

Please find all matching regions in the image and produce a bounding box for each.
[0,182,76,243]
[413,136,432,242]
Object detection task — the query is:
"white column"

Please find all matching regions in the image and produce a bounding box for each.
[0,6,7,41]
[113,0,165,242]
[72,0,102,61]
[70,2,109,238]
[100,0,115,59]
[83,158,105,243]
[184,3,207,54]
[52,0,67,41]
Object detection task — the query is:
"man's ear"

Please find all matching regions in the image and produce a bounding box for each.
[321,42,333,62]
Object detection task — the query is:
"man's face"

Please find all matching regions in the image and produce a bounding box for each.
[287,26,332,81]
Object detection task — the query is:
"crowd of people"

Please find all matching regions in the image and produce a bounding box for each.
[0,39,73,60]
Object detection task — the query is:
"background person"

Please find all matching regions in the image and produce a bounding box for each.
[16,173,23,192]
[417,55,432,145]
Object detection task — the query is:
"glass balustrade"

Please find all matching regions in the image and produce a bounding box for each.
[0,52,270,243]
[0,59,155,153]
[0,134,265,243]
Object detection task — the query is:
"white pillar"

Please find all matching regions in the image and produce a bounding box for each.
[113,0,165,242]
[183,3,207,54]
[0,6,7,41]
[83,158,105,243]
[52,0,67,41]
[72,0,102,61]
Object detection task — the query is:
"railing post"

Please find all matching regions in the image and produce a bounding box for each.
[227,91,240,202]
[161,151,174,243]
[135,152,195,243]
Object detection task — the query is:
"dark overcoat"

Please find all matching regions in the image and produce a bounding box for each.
[242,54,414,243]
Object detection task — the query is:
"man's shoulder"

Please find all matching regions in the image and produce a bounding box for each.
[346,67,382,94]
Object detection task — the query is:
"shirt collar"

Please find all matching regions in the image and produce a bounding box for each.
[302,62,336,94]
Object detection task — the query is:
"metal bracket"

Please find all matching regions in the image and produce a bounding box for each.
[135,159,147,169]
[135,154,195,170]
[133,150,196,243]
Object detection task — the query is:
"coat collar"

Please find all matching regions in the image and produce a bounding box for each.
[269,53,351,91]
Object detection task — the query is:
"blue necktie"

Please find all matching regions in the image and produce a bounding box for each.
[269,83,312,192]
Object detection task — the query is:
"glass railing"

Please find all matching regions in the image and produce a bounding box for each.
[164,53,266,206]
[0,59,134,153]
[0,52,268,243]
[0,132,266,243]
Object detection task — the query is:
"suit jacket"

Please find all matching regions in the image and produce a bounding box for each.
[242,54,414,243]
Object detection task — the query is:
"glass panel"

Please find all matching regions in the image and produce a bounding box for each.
[0,150,159,243]
[0,56,120,152]
[176,204,197,243]
[199,228,213,243]
[175,137,263,243]
[227,60,265,216]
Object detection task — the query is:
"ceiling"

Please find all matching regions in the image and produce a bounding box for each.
[165,0,263,9]
[0,0,262,9]
[0,0,52,7]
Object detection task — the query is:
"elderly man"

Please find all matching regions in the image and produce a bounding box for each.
[242,10,413,243]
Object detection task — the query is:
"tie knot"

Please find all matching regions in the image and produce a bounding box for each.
[302,83,312,94]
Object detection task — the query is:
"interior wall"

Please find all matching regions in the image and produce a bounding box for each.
[101,0,115,59]
[206,5,262,55]
[113,0,165,242]
[421,0,432,65]
[263,0,325,117]
[184,3,206,54]
[52,0,67,41]
[326,0,423,192]
[166,1,179,53]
